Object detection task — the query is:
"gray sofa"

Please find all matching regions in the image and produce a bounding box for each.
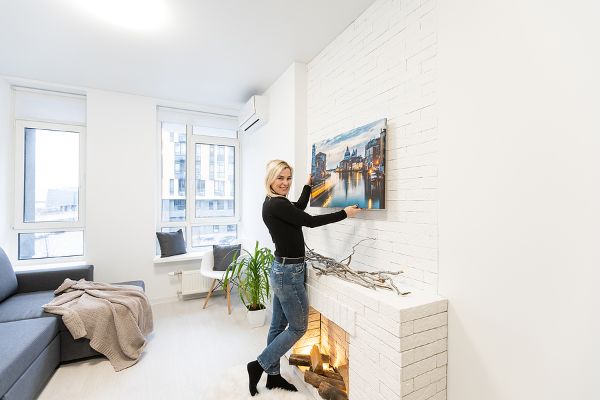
[0,247,144,400]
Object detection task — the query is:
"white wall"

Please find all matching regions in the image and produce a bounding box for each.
[239,62,307,251]
[85,90,165,298]
[306,0,439,291]
[293,63,309,198]
[437,0,600,399]
[0,78,11,252]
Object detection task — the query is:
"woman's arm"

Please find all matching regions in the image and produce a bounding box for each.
[291,185,311,210]
[270,197,346,228]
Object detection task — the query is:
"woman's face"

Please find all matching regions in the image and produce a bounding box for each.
[271,167,292,196]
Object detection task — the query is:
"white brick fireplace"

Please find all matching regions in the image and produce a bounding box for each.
[294,268,448,400]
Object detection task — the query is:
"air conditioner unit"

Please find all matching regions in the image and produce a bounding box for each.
[238,95,268,133]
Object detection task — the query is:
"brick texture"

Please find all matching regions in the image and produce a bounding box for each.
[306,0,439,293]
[291,271,447,400]
[290,1,445,398]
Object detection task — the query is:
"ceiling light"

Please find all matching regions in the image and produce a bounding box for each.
[71,0,169,31]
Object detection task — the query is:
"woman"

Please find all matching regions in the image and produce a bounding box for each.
[247,159,361,396]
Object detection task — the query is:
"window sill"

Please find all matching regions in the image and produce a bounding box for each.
[153,251,208,264]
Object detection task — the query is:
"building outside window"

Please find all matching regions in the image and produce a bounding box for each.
[161,122,186,222]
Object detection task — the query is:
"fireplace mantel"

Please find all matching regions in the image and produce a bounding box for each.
[300,266,448,400]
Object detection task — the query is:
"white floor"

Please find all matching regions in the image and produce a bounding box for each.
[38,295,311,400]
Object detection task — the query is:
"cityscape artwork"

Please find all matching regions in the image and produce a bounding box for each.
[310,118,386,209]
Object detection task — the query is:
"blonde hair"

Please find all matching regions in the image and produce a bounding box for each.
[265,160,293,198]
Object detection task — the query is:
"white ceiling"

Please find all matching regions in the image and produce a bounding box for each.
[0,0,375,109]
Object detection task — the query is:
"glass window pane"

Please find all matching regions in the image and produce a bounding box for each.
[18,231,84,260]
[161,122,186,221]
[192,125,237,139]
[191,225,237,247]
[23,128,80,223]
[195,143,235,218]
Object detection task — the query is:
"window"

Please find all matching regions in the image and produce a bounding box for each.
[195,143,234,217]
[214,180,225,196]
[14,121,86,261]
[174,142,186,156]
[191,224,237,247]
[196,179,205,196]
[18,231,84,260]
[158,107,238,249]
[13,87,86,262]
[209,145,215,180]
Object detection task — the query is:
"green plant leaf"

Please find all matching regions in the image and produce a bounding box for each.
[221,241,273,310]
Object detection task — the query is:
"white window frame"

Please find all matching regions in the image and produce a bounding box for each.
[157,117,240,250]
[13,119,86,262]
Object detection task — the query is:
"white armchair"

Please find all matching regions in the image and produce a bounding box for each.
[200,244,241,314]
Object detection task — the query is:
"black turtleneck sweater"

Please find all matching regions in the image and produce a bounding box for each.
[262,185,347,258]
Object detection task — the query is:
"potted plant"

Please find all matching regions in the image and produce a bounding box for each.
[223,241,274,327]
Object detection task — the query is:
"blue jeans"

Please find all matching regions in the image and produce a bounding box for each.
[256,261,308,375]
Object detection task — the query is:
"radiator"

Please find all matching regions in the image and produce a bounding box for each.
[180,270,212,296]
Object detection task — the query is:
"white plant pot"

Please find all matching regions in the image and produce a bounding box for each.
[247,308,266,327]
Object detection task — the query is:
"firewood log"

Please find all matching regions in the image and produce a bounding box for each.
[289,354,311,367]
[304,370,346,391]
[318,381,348,400]
[310,345,323,374]
[336,364,349,390]
[322,369,344,381]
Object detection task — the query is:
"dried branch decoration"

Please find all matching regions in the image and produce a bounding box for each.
[305,238,411,296]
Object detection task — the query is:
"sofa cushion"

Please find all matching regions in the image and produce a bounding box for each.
[0,291,56,323]
[0,247,18,302]
[0,318,59,397]
[2,335,59,400]
[16,265,94,293]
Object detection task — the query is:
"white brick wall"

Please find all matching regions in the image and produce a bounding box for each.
[299,270,447,400]
[305,0,439,292]
[295,1,444,397]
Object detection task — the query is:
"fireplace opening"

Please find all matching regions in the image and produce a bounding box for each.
[288,307,349,399]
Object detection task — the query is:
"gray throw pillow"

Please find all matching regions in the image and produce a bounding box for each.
[213,244,241,271]
[0,247,18,302]
[156,229,187,258]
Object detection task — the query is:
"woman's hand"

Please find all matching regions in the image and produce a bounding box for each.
[307,174,313,186]
[344,204,361,218]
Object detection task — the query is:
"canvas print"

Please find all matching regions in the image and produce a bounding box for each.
[310,118,386,209]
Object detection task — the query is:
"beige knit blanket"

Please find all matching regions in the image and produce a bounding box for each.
[43,279,154,371]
